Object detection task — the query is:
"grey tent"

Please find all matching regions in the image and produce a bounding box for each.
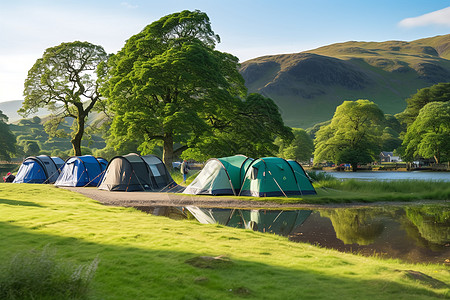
[98,153,176,191]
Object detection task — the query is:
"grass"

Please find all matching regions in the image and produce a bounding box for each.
[220,179,450,205]
[0,245,98,299]
[0,183,449,299]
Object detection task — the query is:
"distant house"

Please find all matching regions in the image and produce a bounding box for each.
[380,152,402,163]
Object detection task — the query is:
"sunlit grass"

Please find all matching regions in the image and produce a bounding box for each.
[0,183,448,299]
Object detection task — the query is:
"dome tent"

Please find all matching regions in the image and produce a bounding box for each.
[13,155,64,184]
[239,157,316,197]
[54,155,108,187]
[183,155,253,196]
[98,153,176,192]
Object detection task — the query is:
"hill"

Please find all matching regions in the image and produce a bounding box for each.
[0,100,52,123]
[240,34,450,128]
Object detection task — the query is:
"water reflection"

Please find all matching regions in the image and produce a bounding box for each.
[135,204,450,264]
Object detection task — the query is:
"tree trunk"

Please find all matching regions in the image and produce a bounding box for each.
[71,114,86,156]
[163,133,174,170]
[351,163,358,172]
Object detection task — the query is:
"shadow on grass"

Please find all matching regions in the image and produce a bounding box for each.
[0,198,44,207]
[0,221,446,300]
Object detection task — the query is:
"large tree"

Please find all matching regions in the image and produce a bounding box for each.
[402,101,450,164]
[102,10,251,167]
[20,41,108,156]
[397,82,450,126]
[276,128,314,162]
[0,110,16,161]
[314,99,385,171]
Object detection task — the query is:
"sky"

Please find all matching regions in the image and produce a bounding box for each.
[0,0,449,103]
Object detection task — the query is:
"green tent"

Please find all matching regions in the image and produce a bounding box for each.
[239,157,316,197]
[183,155,253,195]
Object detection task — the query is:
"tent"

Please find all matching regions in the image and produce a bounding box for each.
[183,155,253,196]
[239,157,316,197]
[13,155,64,184]
[98,153,176,192]
[54,155,108,187]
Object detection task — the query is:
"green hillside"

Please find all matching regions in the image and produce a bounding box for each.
[240,34,450,128]
[0,100,50,123]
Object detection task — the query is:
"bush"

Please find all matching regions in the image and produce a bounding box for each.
[0,246,99,300]
[307,170,336,182]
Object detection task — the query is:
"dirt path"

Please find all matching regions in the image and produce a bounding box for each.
[60,186,445,209]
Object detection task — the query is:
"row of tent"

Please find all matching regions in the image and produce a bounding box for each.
[12,154,315,197]
[12,154,176,191]
[184,155,316,197]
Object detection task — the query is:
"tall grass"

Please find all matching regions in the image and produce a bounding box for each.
[0,245,98,300]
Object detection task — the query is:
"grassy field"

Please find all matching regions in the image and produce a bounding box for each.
[0,183,448,299]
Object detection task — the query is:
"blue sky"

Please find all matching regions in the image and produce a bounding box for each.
[0,0,449,103]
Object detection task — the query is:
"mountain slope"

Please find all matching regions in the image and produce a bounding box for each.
[239,34,450,128]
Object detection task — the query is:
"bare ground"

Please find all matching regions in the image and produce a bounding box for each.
[59,186,445,209]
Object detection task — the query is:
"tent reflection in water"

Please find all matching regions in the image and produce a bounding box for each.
[54,155,108,187]
[13,155,64,184]
[184,155,316,197]
[98,153,176,192]
[186,206,312,236]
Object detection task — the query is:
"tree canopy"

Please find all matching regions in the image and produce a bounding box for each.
[0,110,16,161]
[397,82,450,126]
[276,128,314,162]
[314,99,385,171]
[402,101,450,164]
[20,41,108,156]
[102,10,291,166]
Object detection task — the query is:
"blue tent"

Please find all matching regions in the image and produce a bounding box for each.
[55,155,108,187]
[13,155,64,184]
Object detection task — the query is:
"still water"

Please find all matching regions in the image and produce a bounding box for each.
[137,203,450,264]
[321,171,450,181]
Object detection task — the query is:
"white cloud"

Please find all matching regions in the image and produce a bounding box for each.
[399,6,450,28]
[121,2,138,9]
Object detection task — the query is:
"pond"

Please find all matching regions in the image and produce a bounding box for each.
[320,171,450,181]
[136,203,450,265]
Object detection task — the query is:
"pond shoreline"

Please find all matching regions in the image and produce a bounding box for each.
[60,187,449,209]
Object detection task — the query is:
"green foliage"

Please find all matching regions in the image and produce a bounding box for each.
[402,101,450,163]
[21,41,108,156]
[306,170,336,182]
[405,206,450,245]
[320,208,384,245]
[0,110,16,161]
[276,128,313,162]
[183,93,293,161]
[314,100,385,170]
[397,82,450,126]
[0,245,98,300]
[22,141,40,157]
[102,10,260,166]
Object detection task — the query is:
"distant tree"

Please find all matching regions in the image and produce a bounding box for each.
[397,82,450,126]
[276,128,313,162]
[0,110,17,161]
[314,100,385,171]
[23,141,40,157]
[102,10,250,167]
[32,116,41,124]
[402,102,450,164]
[20,41,108,156]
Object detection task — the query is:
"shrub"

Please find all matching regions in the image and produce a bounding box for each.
[0,245,99,300]
[307,170,336,182]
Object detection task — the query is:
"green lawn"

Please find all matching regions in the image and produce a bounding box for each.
[0,183,448,299]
